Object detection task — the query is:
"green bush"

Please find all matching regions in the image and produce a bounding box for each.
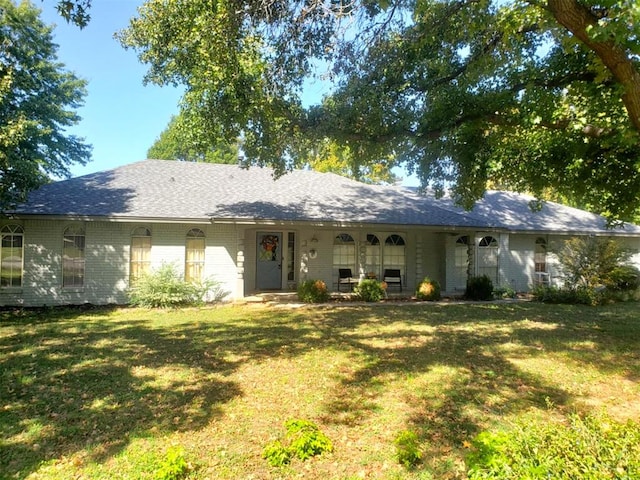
[129,263,226,308]
[154,446,191,480]
[416,277,441,301]
[262,440,292,467]
[297,280,330,303]
[493,285,516,299]
[556,237,634,289]
[353,279,386,302]
[531,285,601,306]
[394,430,422,468]
[465,275,494,301]
[606,265,640,291]
[466,413,640,479]
[603,287,640,303]
[263,419,333,467]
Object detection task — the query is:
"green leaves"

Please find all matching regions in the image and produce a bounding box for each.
[147,113,239,164]
[0,0,90,208]
[262,419,333,467]
[467,413,640,479]
[128,262,227,308]
[55,0,91,28]
[118,0,640,221]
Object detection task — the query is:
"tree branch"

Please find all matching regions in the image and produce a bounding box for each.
[546,0,640,132]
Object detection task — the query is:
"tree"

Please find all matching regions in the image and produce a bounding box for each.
[148,112,399,183]
[305,139,399,184]
[0,0,90,209]
[112,0,640,222]
[147,113,239,164]
[555,236,634,289]
[53,0,91,28]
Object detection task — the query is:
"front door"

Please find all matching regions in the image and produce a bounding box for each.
[256,232,282,290]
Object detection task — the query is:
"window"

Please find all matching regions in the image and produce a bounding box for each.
[287,232,296,283]
[477,235,498,284]
[185,228,205,282]
[364,234,381,277]
[130,227,151,281]
[454,235,470,289]
[1,225,24,288]
[383,234,406,275]
[63,226,85,287]
[333,233,356,280]
[533,237,550,285]
[534,237,547,273]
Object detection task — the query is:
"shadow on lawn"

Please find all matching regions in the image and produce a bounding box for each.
[1,302,638,478]
[0,307,325,478]
[312,302,639,469]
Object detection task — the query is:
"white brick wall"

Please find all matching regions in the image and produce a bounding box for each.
[0,220,240,307]
[3,218,639,306]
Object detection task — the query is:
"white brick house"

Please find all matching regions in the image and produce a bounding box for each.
[2,160,639,307]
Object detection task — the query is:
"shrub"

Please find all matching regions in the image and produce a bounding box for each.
[465,275,494,301]
[297,280,330,303]
[416,277,441,301]
[129,263,226,308]
[353,279,386,302]
[555,237,634,289]
[531,285,601,306]
[263,419,333,467]
[606,265,640,291]
[262,440,292,467]
[493,285,516,299]
[394,430,422,468]
[466,413,640,479]
[154,446,191,480]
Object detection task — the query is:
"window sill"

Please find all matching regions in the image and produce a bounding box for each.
[62,287,85,293]
[0,288,23,294]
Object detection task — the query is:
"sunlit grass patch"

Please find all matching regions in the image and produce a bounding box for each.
[1,302,638,479]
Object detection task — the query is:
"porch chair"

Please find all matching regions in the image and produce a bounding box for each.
[338,268,358,292]
[534,271,550,286]
[383,269,402,292]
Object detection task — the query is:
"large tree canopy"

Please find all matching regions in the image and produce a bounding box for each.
[148,111,400,183]
[1,0,90,209]
[115,0,640,221]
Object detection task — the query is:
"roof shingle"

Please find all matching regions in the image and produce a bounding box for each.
[11,159,640,235]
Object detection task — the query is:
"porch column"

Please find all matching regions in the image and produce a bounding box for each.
[236,236,245,299]
[415,237,423,286]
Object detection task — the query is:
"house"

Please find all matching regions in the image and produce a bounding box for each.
[1,159,639,306]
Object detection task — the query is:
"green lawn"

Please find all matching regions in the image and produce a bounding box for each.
[1,302,639,479]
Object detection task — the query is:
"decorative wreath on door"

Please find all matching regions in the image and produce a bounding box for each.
[260,235,279,261]
[261,235,279,252]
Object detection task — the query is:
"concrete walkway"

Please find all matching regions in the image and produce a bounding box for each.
[240,291,530,307]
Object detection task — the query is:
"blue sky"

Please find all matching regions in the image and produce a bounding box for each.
[40,1,183,178]
[40,1,417,185]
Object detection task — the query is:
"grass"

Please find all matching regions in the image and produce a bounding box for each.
[1,301,639,479]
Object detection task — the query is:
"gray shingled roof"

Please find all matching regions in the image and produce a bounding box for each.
[10,159,640,235]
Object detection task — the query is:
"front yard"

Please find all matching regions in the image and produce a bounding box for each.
[1,302,639,479]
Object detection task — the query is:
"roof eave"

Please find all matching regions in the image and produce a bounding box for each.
[7,214,212,224]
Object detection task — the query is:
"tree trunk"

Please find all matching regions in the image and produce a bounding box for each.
[547,0,640,133]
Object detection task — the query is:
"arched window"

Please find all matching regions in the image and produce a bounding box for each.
[1,225,24,288]
[186,228,205,282]
[454,235,470,290]
[535,237,547,273]
[477,235,498,284]
[384,234,406,275]
[365,234,381,278]
[130,227,151,281]
[63,225,85,287]
[333,233,356,270]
